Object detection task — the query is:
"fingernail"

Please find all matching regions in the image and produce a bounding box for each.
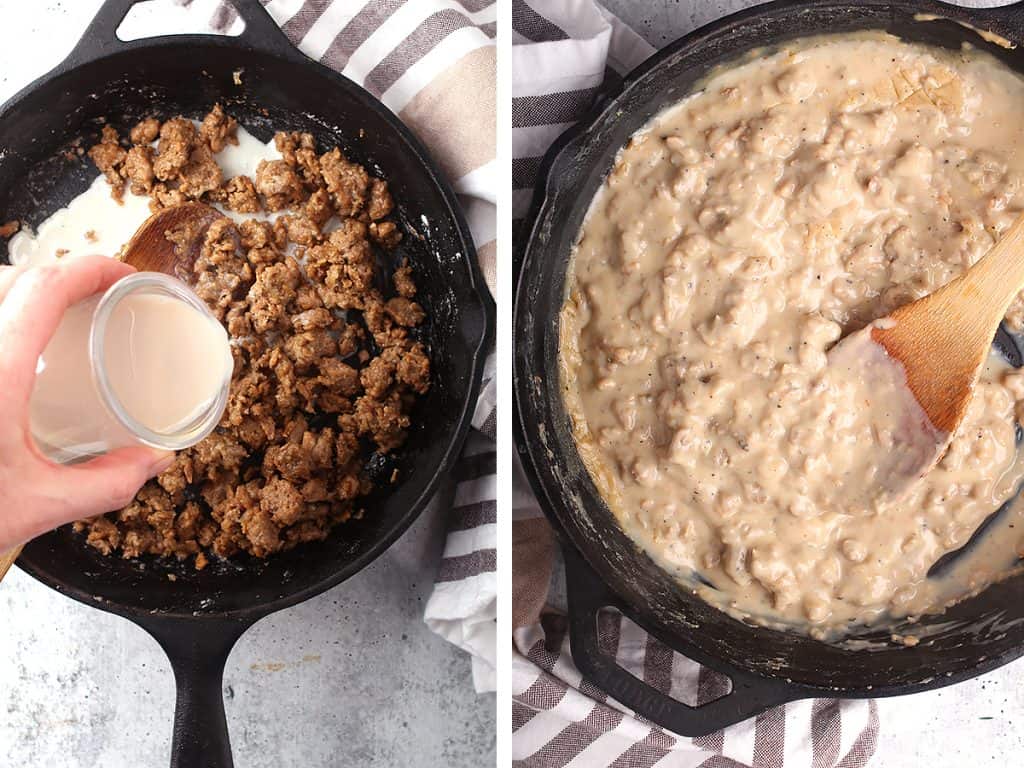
[148,450,177,476]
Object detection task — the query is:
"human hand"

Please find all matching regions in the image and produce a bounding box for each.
[0,256,175,551]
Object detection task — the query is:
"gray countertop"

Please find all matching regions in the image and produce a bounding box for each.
[0,2,494,767]
[603,1,1024,766]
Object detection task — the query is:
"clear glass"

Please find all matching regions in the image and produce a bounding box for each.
[29,272,233,464]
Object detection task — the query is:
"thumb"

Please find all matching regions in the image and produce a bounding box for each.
[52,446,176,520]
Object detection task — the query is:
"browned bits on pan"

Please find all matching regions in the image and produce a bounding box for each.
[0,220,20,238]
[79,106,429,568]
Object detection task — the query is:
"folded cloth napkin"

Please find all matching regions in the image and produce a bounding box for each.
[178,0,498,692]
[511,1,878,764]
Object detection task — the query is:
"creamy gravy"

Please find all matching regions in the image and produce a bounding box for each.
[561,36,1024,634]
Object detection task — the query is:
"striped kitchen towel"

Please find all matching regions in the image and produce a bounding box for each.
[177,0,497,691]
[511,1,878,765]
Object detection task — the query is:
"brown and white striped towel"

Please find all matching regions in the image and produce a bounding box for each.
[184,0,497,691]
[512,458,879,767]
[511,2,878,764]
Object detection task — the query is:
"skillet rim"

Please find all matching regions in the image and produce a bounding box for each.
[514,0,1024,697]
[2,33,493,624]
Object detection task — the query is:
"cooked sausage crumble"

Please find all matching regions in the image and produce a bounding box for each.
[75,105,430,567]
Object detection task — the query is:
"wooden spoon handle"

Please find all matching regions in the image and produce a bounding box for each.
[0,546,21,582]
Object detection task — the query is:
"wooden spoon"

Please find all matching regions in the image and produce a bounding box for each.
[120,201,227,279]
[0,203,227,589]
[829,210,1024,502]
[0,548,19,582]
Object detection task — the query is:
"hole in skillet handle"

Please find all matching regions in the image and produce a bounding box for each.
[561,545,802,737]
[58,0,301,74]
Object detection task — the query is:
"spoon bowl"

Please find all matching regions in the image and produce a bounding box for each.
[829,211,1024,501]
[120,201,227,281]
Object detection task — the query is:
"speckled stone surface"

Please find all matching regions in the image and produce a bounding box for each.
[0,2,494,767]
[601,1,1024,766]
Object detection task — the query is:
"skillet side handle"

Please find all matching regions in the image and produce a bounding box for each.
[229,0,302,60]
[138,615,254,768]
[563,546,802,737]
[59,0,139,69]
[60,0,299,73]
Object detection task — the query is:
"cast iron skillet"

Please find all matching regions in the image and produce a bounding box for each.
[516,0,1024,738]
[0,1,491,766]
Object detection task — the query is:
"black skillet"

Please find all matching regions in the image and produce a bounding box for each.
[0,1,491,765]
[516,0,1024,738]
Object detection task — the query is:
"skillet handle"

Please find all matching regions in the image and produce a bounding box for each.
[137,615,254,768]
[61,0,299,71]
[562,545,803,737]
